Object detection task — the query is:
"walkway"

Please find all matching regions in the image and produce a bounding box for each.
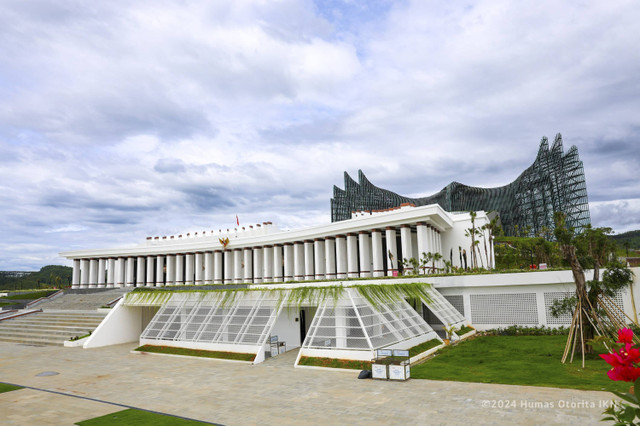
[0,341,616,425]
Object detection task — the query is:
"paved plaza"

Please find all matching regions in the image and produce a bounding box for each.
[0,341,616,425]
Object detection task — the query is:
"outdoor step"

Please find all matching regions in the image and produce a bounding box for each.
[0,324,96,334]
[7,320,103,327]
[0,330,90,340]
[0,336,63,346]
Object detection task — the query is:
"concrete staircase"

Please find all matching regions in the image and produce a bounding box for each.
[38,288,131,311]
[0,311,106,346]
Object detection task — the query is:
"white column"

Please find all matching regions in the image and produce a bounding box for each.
[243,248,253,283]
[385,227,398,276]
[358,232,371,278]
[429,226,437,268]
[156,255,164,286]
[284,243,294,281]
[313,239,325,279]
[294,242,304,281]
[117,257,125,288]
[400,225,413,274]
[195,252,204,285]
[126,257,135,287]
[436,229,443,268]
[96,258,107,288]
[234,249,243,284]
[346,233,358,278]
[72,259,81,289]
[80,259,90,288]
[166,254,176,286]
[213,251,223,284]
[136,256,145,286]
[185,253,194,285]
[263,245,273,282]
[335,235,347,279]
[175,254,184,285]
[324,237,336,280]
[253,247,263,284]
[88,259,98,288]
[146,256,155,287]
[107,258,115,288]
[371,229,384,278]
[304,240,314,281]
[416,222,429,274]
[273,244,283,282]
[204,252,214,285]
[224,250,233,284]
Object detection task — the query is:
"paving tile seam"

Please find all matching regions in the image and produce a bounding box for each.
[0,381,222,425]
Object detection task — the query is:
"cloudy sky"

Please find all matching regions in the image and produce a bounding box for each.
[1,0,639,270]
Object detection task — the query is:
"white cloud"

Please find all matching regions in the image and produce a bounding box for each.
[0,0,639,269]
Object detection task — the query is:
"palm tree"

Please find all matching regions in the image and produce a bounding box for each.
[432,252,443,273]
[420,252,432,274]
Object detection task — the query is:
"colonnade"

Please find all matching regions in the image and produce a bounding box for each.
[71,223,443,289]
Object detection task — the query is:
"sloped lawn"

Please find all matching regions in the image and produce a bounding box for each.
[411,335,626,392]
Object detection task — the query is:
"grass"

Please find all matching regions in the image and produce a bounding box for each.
[0,302,17,307]
[75,408,207,425]
[135,345,255,362]
[411,335,628,392]
[457,325,474,336]
[409,338,442,357]
[0,383,22,394]
[1,290,57,300]
[298,356,372,370]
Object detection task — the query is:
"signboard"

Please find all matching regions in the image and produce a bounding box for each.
[270,335,278,343]
[392,270,398,277]
[539,263,548,270]
[270,346,279,357]
[393,350,409,358]
[376,349,392,357]
[372,364,387,379]
[405,364,411,379]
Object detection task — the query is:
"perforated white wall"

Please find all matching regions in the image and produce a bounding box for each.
[470,293,539,324]
[544,291,573,325]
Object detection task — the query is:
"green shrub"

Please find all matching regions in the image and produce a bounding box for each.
[486,325,569,336]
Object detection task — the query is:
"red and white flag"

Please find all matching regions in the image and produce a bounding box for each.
[236,215,239,226]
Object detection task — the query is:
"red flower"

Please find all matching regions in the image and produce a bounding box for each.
[600,343,640,368]
[618,328,634,344]
[607,365,640,382]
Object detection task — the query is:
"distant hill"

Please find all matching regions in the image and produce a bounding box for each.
[610,230,640,250]
[0,265,72,290]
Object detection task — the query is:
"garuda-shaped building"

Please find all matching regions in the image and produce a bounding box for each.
[331,134,591,236]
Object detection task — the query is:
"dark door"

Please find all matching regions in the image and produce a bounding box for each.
[299,309,307,343]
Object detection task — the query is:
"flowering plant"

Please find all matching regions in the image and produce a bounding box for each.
[601,328,640,424]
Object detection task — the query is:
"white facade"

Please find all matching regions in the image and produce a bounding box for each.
[61,204,493,290]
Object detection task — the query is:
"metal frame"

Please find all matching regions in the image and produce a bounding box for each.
[331,134,591,236]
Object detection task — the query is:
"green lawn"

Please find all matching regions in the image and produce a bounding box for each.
[0,383,23,393]
[1,290,57,300]
[135,345,256,362]
[76,408,208,425]
[411,335,627,392]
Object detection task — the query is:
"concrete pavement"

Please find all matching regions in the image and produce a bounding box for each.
[0,341,617,425]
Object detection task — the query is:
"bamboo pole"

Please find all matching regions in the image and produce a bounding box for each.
[579,307,586,369]
[562,306,579,364]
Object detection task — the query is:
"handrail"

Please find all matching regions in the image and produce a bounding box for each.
[0,309,42,322]
[105,296,122,307]
[25,289,64,308]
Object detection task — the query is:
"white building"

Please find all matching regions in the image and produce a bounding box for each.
[61,204,493,289]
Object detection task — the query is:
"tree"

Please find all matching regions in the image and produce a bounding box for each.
[465,211,479,268]
[553,212,635,366]
[433,252,443,273]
